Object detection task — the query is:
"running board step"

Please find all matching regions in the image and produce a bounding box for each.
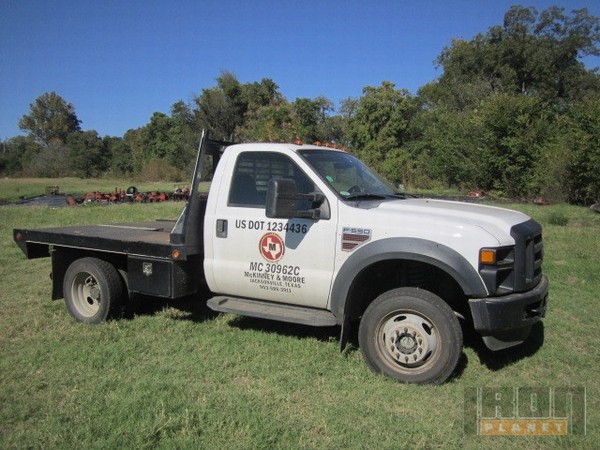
[207,296,338,327]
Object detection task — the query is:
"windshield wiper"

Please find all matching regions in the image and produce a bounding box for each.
[344,192,388,201]
[386,193,414,199]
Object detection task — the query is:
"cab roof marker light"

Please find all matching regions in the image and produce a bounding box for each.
[309,141,348,152]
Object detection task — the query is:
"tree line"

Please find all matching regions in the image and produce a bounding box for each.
[1,5,599,205]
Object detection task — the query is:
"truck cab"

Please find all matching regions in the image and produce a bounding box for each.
[203,140,548,383]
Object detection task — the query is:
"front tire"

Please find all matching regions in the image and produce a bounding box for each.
[359,288,462,384]
[63,257,124,324]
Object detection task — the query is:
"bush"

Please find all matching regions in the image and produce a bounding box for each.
[137,158,182,182]
[563,98,600,206]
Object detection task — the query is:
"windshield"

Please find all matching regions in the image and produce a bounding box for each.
[298,149,398,199]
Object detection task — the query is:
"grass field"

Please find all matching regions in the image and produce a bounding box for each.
[1,191,599,448]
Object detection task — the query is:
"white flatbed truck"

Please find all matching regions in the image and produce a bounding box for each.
[14,131,548,384]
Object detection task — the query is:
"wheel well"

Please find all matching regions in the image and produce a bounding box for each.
[51,248,127,300]
[344,259,469,322]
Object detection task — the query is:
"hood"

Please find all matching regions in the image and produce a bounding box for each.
[371,198,530,245]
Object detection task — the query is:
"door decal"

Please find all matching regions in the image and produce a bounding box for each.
[259,233,285,262]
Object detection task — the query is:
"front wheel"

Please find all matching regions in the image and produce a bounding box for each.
[63,257,124,324]
[358,288,462,384]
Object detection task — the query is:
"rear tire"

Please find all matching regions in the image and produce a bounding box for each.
[63,257,124,324]
[358,287,462,384]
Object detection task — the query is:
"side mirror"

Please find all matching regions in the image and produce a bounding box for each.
[265,178,324,220]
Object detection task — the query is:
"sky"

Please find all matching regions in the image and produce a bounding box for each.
[1,0,599,140]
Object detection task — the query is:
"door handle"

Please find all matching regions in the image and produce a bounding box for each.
[216,219,228,238]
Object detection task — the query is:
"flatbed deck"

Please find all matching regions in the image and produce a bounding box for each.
[14,220,188,260]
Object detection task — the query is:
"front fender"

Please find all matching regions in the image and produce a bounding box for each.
[329,237,488,321]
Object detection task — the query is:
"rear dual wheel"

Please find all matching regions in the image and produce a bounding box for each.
[63,257,124,323]
[359,288,462,384]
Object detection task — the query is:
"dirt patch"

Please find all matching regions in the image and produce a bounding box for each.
[7,194,71,208]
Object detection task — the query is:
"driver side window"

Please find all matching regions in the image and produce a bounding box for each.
[228,152,315,208]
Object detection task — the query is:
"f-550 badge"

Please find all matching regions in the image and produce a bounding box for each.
[341,227,371,251]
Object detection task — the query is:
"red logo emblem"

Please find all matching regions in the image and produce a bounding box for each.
[259,233,285,262]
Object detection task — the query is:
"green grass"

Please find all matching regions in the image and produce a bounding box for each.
[1,200,599,449]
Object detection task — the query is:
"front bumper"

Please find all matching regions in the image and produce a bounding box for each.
[468,274,549,351]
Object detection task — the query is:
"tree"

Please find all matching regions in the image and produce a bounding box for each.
[104,136,133,176]
[171,100,195,128]
[473,93,551,197]
[563,97,600,204]
[67,130,108,178]
[435,6,600,106]
[236,102,295,142]
[194,72,248,140]
[126,112,178,177]
[292,96,334,142]
[194,74,291,142]
[407,5,600,200]
[406,106,481,189]
[140,112,178,161]
[25,142,71,177]
[0,136,42,176]
[122,106,198,180]
[169,101,200,171]
[243,78,283,111]
[347,82,417,183]
[19,92,81,146]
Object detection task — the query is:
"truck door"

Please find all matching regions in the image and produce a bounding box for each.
[207,150,337,309]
